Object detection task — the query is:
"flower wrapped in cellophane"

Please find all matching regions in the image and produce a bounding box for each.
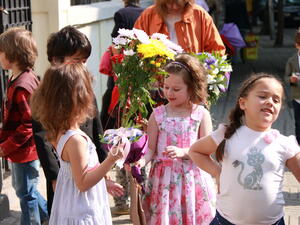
[194,52,232,105]
[101,127,148,184]
[112,28,183,127]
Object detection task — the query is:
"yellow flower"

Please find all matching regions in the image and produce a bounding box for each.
[137,39,174,60]
[150,60,155,65]
[155,62,161,67]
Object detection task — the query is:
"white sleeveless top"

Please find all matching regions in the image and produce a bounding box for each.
[49,129,112,225]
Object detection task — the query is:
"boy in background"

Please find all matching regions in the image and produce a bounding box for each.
[33,25,123,215]
[0,27,48,225]
[285,27,300,144]
[100,0,143,215]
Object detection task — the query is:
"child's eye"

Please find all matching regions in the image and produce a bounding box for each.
[164,86,169,90]
[174,89,180,92]
[258,95,266,99]
[273,97,281,104]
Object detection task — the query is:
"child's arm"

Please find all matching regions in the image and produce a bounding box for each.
[64,134,123,192]
[32,119,60,192]
[0,89,34,156]
[189,135,221,179]
[286,152,300,183]
[199,108,213,138]
[138,112,157,167]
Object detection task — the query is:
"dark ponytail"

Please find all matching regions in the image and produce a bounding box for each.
[215,103,243,161]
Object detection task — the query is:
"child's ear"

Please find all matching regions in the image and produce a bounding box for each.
[239,97,246,110]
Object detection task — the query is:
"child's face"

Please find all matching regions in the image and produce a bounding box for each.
[0,52,12,70]
[163,73,190,108]
[239,78,283,131]
[64,51,87,64]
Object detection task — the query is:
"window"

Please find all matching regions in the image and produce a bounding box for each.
[71,0,110,5]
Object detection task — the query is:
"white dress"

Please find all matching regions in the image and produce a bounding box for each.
[49,129,112,225]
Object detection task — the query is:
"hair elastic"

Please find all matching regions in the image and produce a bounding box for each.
[170,61,191,73]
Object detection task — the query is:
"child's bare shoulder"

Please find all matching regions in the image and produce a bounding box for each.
[65,133,87,149]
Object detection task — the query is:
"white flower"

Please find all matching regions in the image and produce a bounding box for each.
[213,85,220,95]
[118,28,135,39]
[220,65,233,72]
[218,84,225,90]
[124,49,135,56]
[133,28,150,44]
[222,55,228,60]
[212,68,219,75]
[151,33,168,40]
[207,74,215,84]
[113,36,127,46]
[160,38,183,53]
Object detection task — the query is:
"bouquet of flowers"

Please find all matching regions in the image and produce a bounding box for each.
[101,127,148,184]
[194,52,232,105]
[112,28,183,127]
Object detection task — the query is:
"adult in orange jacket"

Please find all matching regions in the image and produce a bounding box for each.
[134,0,225,55]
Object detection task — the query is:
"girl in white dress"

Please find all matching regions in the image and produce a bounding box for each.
[189,73,300,225]
[31,63,124,225]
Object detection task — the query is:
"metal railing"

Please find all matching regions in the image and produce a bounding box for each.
[71,0,110,6]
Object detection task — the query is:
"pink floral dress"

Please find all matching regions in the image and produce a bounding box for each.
[143,105,216,225]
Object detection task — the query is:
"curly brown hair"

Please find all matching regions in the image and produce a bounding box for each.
[215,73,284,162]
[31,63,95,142]
[155,0,195,18]
[164,53,207,105]
[0,27,37,71]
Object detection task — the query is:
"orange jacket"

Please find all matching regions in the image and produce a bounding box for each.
[134,4,225,55]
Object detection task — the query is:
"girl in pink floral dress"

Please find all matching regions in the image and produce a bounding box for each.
[141,54,216,225]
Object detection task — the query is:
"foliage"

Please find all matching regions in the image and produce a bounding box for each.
[112,28,183,127]
[194,52,232,105]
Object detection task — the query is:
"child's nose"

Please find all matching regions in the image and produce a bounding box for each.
[166,89,173,97]
[265,97,274,106]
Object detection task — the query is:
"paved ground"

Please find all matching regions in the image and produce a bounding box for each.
[0,26,300,224]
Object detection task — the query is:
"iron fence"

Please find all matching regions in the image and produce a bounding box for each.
[71,0,110,6]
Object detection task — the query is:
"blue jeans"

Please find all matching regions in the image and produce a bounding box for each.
[210,211,285,225]
[12,160,48,225]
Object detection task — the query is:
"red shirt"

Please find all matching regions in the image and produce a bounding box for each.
[0,70,39,163]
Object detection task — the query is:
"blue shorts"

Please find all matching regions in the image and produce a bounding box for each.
[210,211,285,225]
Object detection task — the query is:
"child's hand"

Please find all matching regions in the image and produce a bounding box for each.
[108,144,125,162]
[164,146,186,159]
[290,74,299,84]
[215,173,220,194]
[105,179,124,197]
[135,158,146,168]
[0,148,5,157]
[290,73,300,84]
[124,158,145,172]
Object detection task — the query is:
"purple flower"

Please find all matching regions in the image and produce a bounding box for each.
[205,57,216,66]
[224,71,231,91]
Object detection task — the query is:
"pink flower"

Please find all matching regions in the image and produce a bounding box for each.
[263,130,279,144]
[170,214,179,224]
